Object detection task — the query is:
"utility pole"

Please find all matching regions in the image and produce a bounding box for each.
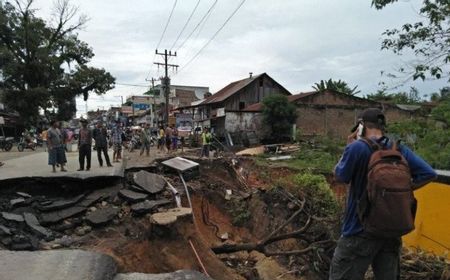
[154,49,178,126]
[146,77,158,126]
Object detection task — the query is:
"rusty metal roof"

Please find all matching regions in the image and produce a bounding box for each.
[200,73,264,105]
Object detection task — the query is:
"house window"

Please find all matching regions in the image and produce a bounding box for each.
[259,79,264,87]
[239,102,246,110]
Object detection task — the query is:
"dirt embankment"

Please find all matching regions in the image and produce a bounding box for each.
[74,158,336,280]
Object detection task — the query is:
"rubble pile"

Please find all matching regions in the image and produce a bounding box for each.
[0,170,176,251]
[208,186,338,279]
[399,249,449,280]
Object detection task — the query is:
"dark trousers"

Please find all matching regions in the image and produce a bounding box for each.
[79,144,91,170]
[201,144,210,157]
[329,233,401,280]
[96,146,111,167]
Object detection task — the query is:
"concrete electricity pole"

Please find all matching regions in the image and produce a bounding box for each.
[145,77,159,126]
[154,49,178,126]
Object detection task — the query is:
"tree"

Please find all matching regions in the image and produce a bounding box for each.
[262,94,297,141]
[372,0,450,82]
[431,100,450,127]
[429,86,450,102]
[366,87,422,104]
[312,79,361,95]
[0,0,115,125]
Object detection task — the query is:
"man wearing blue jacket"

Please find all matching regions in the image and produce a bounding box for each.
[330,108,437,280]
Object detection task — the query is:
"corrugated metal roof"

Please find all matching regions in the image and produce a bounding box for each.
[396,104,421,111]
[200,73,264,105]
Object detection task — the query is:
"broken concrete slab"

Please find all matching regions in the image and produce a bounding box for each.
[75,225,92,236]
[10,198,26,208]
[131,199,172,215]
[0,249,117,280]
[114,270,212,280]
[151,208,192,225]
[162,157,199,172]
[0,224,12,235]
[11,242,33,251]
[128,184,148,194]
[16,192,32,198]
[37,194,85,212]
[24,212,53,240]
[1,212,24,222]
[39,189,111,225]
[119,189,148,203]
[40,206,86,225]
[86,207,119,227]
[78,190,107,208]
[133,171,166,194]
[1,237,12,246]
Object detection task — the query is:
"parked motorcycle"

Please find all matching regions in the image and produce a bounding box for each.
[17,133,36,152]
[0,136,14,151]
[34,134,44,147]
[128,135,141,152]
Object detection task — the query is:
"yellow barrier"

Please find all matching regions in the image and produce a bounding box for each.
[403,181,450,259]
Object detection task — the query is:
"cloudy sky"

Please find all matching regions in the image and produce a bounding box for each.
[32,0,448,117]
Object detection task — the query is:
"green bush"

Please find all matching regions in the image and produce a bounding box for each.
[227,199,251,227]
[387,119,450,169]
[293,172,339,217]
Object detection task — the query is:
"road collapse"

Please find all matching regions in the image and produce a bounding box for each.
[0,155,448,280]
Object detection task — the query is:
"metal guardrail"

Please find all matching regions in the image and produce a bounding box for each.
[435,170,450,185]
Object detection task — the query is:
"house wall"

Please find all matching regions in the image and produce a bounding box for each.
[172,89,198,108]
[223,75,290,111]
[296,105,359,139]
[383,106,413,123]
[299,91,378,107]
[294,91,416,140]
[224,112,264,138]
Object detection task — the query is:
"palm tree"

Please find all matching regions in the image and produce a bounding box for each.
[313,79,361,96]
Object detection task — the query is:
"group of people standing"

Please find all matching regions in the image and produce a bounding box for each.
[46,119,122,172]
[157,125,180,152]
[14,121,213,172]
[78,120,123,171]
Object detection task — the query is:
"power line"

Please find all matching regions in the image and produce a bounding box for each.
[156,0,178,51]
[179,0,246,73]
[146,0,178,80]
[175,0,218,53]
[115,83,150,88]
[192,2,214,42]
[170,0,201,51]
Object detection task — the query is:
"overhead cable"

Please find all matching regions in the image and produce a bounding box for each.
[175,0,218,53]
[179,0,246,72]
[146,0,178,80]
[156,0,178,51]
[170,0,202,51]
[115,83,150,88]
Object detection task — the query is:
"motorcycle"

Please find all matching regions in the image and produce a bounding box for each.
[0,136,14,151]
[17,133,36,152]
[128,135,141,152]
[34,134,44,147]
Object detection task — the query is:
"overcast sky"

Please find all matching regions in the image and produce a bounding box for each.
[32,0,448,117]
